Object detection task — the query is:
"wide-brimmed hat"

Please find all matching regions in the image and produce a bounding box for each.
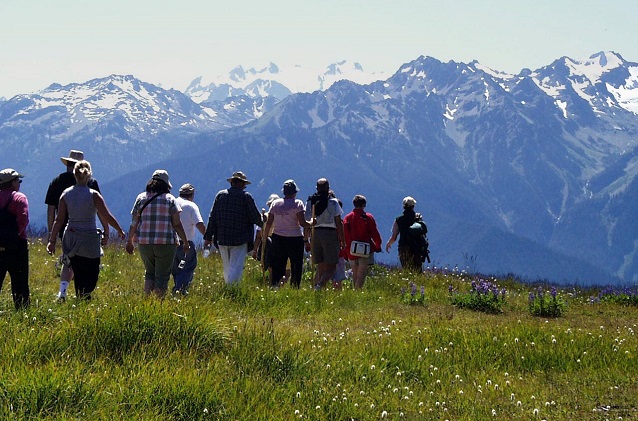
[0,168,24,184]
[60,150,84,166]
[152,169,172,189]
[179,183,195,195]
[282,179,300,195]
[227,171,251,184]
[403,196,417,207]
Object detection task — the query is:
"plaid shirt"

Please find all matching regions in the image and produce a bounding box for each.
[131,192,181,245]
[204,187,262,246]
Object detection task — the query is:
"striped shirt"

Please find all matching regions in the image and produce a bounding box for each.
[131,192,181,245]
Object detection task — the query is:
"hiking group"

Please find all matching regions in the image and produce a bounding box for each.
[0,150,430,307]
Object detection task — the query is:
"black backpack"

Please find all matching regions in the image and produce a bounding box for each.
[408,217,430,263]
[0,192,19,249]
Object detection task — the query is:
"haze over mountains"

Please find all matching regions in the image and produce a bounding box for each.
[1,52,636,286]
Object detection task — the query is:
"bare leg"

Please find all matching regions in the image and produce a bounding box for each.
[353,264,368,289]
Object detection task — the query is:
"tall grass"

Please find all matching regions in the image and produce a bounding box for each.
[0,240,636,419]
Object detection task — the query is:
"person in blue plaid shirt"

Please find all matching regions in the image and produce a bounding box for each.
[204,171,264,284]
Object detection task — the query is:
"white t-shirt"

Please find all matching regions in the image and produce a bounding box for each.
[305,197,343,228]
[175,196,204,242]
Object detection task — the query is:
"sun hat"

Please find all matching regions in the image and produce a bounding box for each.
[60,150,84,166]
[179,183,195,195]
[403,196,417,207]
[282,179,300,195]
[0,168,24,184]
[266,194,280,207]
[152,169,172,189]
[227,171,251,184]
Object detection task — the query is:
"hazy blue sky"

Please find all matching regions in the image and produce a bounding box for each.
[1,0,636,98]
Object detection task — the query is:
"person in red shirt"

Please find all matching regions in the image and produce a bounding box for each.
[343,194,382,289]
[0,168,30,309]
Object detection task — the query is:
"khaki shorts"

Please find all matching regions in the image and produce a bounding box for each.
[311,228,340,265]
[349,253,374,266]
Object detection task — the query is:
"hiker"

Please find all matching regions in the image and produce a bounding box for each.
[343,194,383,289]
[264,180,315,288]
[45,150,107,302]
[0,168,30,309]
[46,161,126,300]
[204,171,264,285]
[252,194,280,283]
[386,196,428,271]
[304,178,345,289]
[125,170,189,297]
[171,183,206,295]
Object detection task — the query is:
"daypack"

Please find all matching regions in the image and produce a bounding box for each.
[0,192,19,249]
[408,219,430,263]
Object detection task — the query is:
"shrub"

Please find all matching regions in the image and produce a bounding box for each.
[449,279,506,314]
[529,286,565,317]
[590,286,638,307]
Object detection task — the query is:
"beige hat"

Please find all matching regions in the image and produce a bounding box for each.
[266,194,280,207]
[60,150,84,166]
[403,196,417,207]
[0,168,24,184]
[179,183,195,195]
[227,171,251,184]
[152,169,172,189]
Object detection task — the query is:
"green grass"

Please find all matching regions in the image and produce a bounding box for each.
[0,239,636,420]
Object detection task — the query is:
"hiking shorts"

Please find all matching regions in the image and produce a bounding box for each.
[311,228,340,265]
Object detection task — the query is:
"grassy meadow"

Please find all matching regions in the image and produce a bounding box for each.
[0,240,636,420]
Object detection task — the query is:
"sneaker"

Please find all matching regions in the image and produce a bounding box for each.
[55,294,67,304]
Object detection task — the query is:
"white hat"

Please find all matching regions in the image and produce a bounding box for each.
[403,196,417,207]
[152,169,172,189]
[0,168,24,184]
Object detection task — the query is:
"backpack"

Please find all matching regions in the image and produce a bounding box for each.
[408,218,430,263]
[0,192,19,249]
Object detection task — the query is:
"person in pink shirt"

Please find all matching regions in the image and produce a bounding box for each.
[0,168,30,309]
[264,180,315,288]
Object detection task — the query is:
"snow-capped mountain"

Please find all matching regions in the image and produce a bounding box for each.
[1,52,637,284]
[184,61,387,103]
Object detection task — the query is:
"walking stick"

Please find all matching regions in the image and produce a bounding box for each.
[310,204,316,287]
[261,208,267,285]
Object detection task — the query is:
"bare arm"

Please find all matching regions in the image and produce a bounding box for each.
[334,215,346,249]
[125,211,140,254]
[171,212,190,252]
[47,205,57,233]
[93,192,126,241]
[46,198,68,255]
[386,221,399,252]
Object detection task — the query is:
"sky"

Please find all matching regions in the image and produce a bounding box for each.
[1,0,637,98]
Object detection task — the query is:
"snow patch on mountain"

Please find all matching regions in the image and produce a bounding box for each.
[185,61,386,103]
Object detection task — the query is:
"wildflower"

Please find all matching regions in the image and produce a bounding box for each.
[381,411,388,418]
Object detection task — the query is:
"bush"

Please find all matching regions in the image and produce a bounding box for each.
[529,286,565,317]
[449,279,506,314]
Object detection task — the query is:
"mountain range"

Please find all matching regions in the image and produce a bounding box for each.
[0,52,636,285]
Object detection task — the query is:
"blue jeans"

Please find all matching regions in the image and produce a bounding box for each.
[171,241,197,293]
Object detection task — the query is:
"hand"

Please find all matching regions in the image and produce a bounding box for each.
[304,241,311,252]
[125,241,135,255]
[101,234,109,246]
[385,243,392,253]
[46,241,55,256]
[118,230,126,240]
[183,242,190,252]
